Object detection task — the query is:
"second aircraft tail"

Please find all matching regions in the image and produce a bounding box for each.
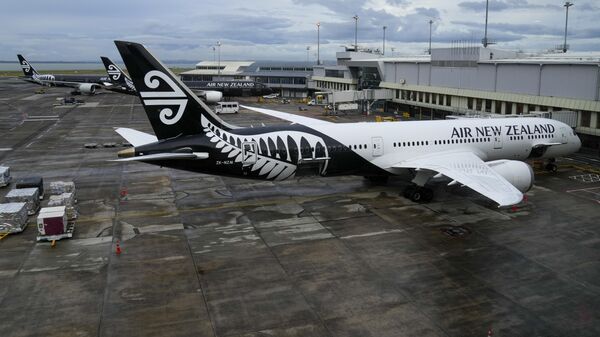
[17,54,39,77]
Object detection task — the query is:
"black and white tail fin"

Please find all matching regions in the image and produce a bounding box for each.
[101,56,136,94]
[101,57,128,85]
[114,41,233,140]
[17,54,39,77]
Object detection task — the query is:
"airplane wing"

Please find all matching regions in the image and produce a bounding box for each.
[241,105,333,125]
[36,79,104,89]
[392,151,523,207]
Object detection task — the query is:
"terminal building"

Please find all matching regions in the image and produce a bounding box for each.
[180,61,314,98]
[311,47,600,149]
[181,47,600,149]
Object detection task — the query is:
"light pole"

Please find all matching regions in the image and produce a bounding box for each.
[482,0,489,47]
[428,19,433,55]
[216,41,222,76]
[306,46,310,63]
[353,15,359,51]
[382,26,387,55]
[391,47,395,57]
[317,22,321,65]
[212,46,216,62]
[563,1,574,53]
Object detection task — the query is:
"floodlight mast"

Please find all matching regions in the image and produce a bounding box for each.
[353,15,359,51]
[563,1,574,53]
[217,41,222,76]
[483,0,489,47]
[317,22,321,65]
[428,20,433,55]
[382,26,387,55]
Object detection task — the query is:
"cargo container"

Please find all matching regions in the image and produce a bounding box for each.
[48,193,76,220]
[0,166,10,187]
[0,202,29,234]
[37,206,67,235]
[49,181,76,202]
[16,177,44,200]
[5,188,40,215]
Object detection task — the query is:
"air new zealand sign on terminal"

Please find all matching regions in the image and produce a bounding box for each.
[203,81,256,88]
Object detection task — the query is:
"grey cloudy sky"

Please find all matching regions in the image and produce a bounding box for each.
[1,0,599,62]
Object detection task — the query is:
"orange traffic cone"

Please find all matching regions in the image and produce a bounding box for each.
[116,240,122,255]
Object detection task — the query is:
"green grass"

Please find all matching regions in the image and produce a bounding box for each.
[0,67,193,78]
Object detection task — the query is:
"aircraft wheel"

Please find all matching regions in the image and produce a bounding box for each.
[410,189,422,202]
[545,163,558,173]
[406,186,433,203]
[403,185,416,198]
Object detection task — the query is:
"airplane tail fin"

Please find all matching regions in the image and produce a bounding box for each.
[17,54,39,77]
[101,57,129,85]
[113,41,233,140]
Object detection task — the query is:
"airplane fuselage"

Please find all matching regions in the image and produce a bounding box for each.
[26,74,109,86]
[132,117,581,181]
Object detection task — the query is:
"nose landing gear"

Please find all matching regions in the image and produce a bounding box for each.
[545,158,557,173]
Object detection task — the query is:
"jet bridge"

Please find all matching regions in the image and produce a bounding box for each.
[316,89,394,115]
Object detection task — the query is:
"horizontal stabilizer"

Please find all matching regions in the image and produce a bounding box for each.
[112,152,209,162]
[115,128,158,146]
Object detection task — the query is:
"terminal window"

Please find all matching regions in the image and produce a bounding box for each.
[581,111,591,127]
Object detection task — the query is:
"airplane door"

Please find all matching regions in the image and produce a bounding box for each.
[242,142,257,166]
[372,137,384,156]
[560,127,568,144]
[493,133,503,149]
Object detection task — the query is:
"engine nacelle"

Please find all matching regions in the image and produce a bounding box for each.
[78,83,96,95]
[487,160,534,193]
[199,90,223,103]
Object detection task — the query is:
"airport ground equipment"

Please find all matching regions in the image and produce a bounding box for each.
[49,181,76,202]
[48,193,77,221]
[16,177,44,200]
[5,188,40,215]
[0,166,10,187]
[36,206,74,241]
[0,202,29,234]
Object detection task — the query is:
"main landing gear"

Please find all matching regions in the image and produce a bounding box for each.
[403,185,434,203]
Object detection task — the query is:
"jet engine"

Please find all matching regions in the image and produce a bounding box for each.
[198,90,223,103]
[78,83,96,95]
[487,160,534,193]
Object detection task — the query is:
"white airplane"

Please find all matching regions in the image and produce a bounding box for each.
[18,54,108,95]
[112,41,582,207]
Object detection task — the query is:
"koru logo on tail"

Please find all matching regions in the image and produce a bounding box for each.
[107,64,121,80]
[21,60,30,73]
[139,70,187,125]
